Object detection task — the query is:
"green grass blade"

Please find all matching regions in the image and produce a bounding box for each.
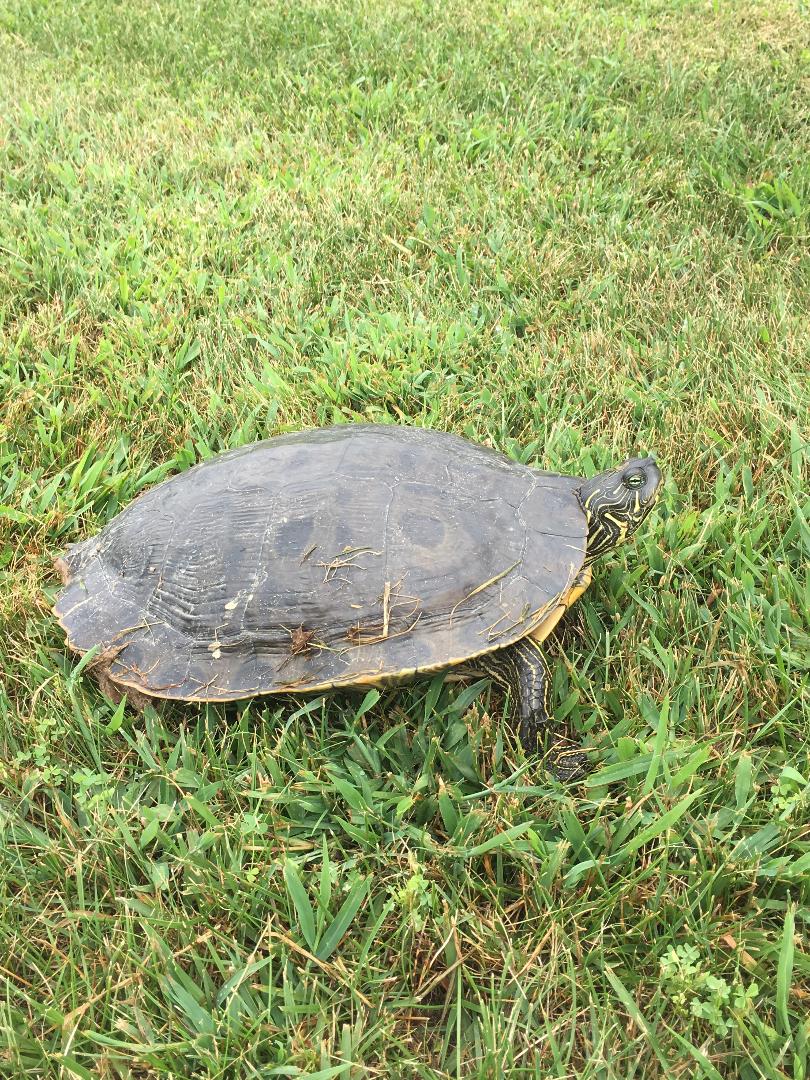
[614,790,704,860]
[284,859,317,951]
[316,876,369,962]
[777,901,796,1036]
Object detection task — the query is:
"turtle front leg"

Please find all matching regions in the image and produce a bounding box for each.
[482,639,589,780]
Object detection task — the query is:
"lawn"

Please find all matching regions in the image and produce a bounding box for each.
[1,0,808,1075]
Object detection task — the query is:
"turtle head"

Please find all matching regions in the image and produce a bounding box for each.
[577,457,662,563]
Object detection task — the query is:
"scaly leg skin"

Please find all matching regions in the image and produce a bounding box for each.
[481,638,589,781]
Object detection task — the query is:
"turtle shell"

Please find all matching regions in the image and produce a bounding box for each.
[54,425,588,701]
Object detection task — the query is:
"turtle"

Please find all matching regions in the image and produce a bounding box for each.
[53,424,662,778]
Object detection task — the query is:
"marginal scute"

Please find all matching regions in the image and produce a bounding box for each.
[53,425,588,701]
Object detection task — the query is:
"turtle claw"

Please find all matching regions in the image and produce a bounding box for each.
[546,742,591,782]
[519,723,590,782]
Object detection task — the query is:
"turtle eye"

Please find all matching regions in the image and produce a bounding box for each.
[624,471,645,489]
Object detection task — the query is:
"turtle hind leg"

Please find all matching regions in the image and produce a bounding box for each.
[481,638,590,781]
[84,649,154,712]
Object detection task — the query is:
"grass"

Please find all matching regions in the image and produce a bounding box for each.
[0,0,808,1074]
